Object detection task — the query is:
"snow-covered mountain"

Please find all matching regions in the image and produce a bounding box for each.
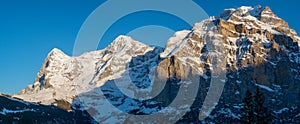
[11,5,300,123]
[14,35,158,108]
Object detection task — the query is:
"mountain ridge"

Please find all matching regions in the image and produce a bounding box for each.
[9,5,300,123]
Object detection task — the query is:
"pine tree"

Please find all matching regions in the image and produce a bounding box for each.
[241,90,255,124]
[254,86,271,123]
[241,87,271,124]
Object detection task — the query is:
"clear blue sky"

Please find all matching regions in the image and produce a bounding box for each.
[0,0,299,95]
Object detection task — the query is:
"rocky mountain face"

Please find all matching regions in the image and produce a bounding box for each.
[9,6,300,123]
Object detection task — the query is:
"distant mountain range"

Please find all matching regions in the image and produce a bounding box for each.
[1,5,299,123]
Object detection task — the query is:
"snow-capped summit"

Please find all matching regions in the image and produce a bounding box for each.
[105,35,151,54]
[108,35,137,49]
[219,5,291,29]
[49,48,66,55]
[110,35,142,46]
[47,48,69,59]
[220,5,267,19]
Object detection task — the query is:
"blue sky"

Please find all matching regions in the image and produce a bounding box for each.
[0,0,299,94]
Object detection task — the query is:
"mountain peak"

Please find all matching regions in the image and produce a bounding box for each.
[47,48,69,59]
[115,35,133,41]
[48,48,66,56]
[220,5,262,19]
[218,5,290,29]
[260,6,276,17]
[219,5,279,21]
[262,6,272,12]
[106,35,149,52]
[111,35,143,46]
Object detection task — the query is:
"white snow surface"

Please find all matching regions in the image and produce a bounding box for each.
[0,108,36,115]
[274,108,289,114]
[256,84,274,92]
